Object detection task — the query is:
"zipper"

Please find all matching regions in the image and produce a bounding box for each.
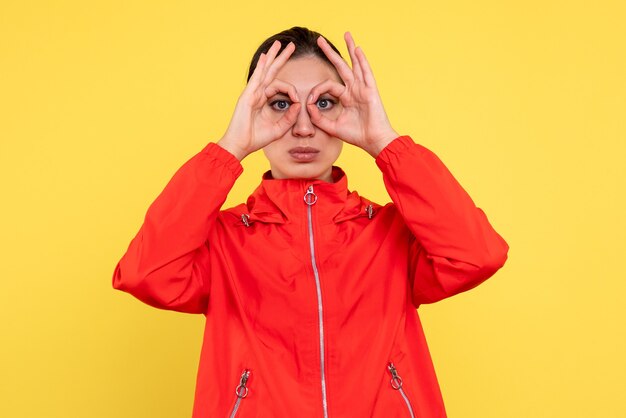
[304,185,329,418]
[387,362,416,418]
[229,369,251,418]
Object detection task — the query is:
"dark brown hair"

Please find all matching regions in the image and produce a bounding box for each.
[247,26,342,82]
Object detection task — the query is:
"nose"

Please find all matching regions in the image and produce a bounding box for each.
[291,102,315,138]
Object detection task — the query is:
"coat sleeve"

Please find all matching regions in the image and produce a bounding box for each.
[375,135,509,306]
[112,142,243,314]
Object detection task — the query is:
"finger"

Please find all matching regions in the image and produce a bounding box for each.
[307,102,337,135]
[355,46,377,87]
[260,40,283,80]
[265,40,282,65]
[344,32,364,82]
[275,102,301,134]
[264,42,296,82]
[307,79,346,105]
[317,36,354,84]
[248,53,267,86]
[264,79,300,104]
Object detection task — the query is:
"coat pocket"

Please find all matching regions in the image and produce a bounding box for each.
[387,362,416,418]
[228,369,251,418]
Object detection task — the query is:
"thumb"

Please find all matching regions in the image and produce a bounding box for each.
[274,102,301,135]
[307,103,337,135]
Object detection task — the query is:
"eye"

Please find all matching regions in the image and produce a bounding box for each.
[316,97,335,110]
[270,99,291,111]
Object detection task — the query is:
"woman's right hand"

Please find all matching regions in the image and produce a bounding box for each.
[217,40,301,161]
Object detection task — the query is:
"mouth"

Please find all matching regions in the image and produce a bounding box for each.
[289,147,320,162]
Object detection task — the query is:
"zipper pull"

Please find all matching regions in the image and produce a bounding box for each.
[304,185,318,206]
[387,362,404,390]
[235,369,251,398]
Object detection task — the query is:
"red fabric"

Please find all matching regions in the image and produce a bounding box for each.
[112,135,509,417]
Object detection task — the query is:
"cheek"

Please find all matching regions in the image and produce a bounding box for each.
[262,141,281,164]
[263,136,296,165]
[327,139,344,159]
[316,104,342,121]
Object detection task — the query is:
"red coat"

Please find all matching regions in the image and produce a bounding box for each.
[112,135,509,417]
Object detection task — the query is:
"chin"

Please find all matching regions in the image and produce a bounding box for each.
[274,163,333,181]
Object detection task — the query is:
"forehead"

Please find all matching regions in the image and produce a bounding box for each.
[274,56,341,92]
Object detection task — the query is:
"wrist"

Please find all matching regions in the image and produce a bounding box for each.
[364,130,399,158]
[217,137,248,161]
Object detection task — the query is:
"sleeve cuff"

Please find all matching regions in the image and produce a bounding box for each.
[375,135,417,170]
[201,142,244,178]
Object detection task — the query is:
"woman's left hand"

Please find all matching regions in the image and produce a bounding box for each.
[307,32,399,158]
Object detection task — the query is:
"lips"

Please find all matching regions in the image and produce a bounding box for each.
[289,147,320,162]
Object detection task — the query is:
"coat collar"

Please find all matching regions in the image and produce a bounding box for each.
[243,167,374,225]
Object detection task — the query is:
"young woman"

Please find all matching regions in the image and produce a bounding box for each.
[113,27,509,418]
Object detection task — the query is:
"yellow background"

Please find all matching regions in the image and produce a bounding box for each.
[1,0,625,417]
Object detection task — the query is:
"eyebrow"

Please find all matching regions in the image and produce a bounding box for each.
[269,93,290,100]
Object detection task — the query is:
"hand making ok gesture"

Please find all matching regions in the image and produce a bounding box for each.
[218,40,301,161]
[307,32,399,158]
